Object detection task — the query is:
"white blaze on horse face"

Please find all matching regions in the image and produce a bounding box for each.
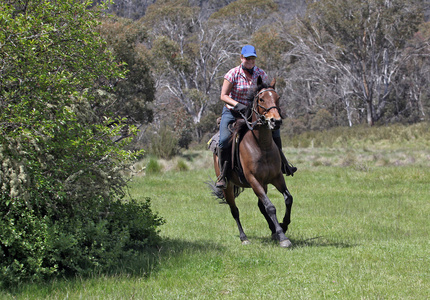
[260,90,281,130]
[265,92,281,119]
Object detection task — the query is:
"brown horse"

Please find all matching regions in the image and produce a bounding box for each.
[211,77,293,248]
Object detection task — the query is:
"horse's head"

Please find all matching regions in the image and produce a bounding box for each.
[253,77,282,130]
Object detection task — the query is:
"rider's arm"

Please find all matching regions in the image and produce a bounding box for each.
[220,79,238,107]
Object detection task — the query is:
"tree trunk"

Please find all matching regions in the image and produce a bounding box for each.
[365,98,374,126]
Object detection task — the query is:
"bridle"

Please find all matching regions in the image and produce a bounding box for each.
[239,88,282,131]
[253,88,282,118]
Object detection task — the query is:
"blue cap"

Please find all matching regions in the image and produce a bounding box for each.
[241,45,257,58]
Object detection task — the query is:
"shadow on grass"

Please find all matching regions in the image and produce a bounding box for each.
[251,235,355,249]
[108,237,225,278]
[3,238,225,297]
[290,236,356,248]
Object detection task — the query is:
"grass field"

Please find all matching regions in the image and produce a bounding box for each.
[3,124,430,299]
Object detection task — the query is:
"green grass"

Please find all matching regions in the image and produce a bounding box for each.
[3,124,430,299]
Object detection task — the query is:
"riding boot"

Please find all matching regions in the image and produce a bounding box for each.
[273,136,297,176]
[216,147,230,189]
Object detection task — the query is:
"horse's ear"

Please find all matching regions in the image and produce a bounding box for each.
[270,78,276,88]
[257,76,263,87]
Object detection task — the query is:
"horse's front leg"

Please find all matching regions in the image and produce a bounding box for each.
[272,176,293,233]
[224,184,250,245]
[281,188,293,233]
[258,199,276,236]
[249,179,292,248]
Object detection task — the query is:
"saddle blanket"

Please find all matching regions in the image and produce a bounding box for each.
[207,132,219,155]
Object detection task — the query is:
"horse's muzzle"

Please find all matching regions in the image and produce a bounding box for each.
[269,118,282,130]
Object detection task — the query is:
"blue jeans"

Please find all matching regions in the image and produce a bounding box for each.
[218,106,280,149]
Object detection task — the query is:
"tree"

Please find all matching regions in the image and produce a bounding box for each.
[392,21,430,122]
[291,0,424,126]
[210,0,278,36]
[143,0,238,141]
[97,16,155,126]
[106,0,155,20]
[252,24,292,75]
[0,0,162,285]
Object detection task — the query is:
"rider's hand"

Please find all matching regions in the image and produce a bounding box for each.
[233,102,248,115]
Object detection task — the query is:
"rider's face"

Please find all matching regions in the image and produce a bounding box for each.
[241,55,256,69]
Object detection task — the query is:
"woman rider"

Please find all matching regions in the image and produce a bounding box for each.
[216,45,296,189]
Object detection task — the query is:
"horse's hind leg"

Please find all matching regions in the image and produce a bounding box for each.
[224,185,249,244]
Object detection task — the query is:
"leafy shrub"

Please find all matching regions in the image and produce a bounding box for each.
[176,159,189,171]
[283,118,308,137]
[0,194,164,287]
[150,126,179,159]
[0,0,163,287]
[0,198,56,286]
[47,198,164,277]
[174,108,194,149]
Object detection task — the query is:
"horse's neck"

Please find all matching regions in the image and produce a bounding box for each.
[251,125,274,151]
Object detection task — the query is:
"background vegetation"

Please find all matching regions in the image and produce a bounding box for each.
[96,0,430,154]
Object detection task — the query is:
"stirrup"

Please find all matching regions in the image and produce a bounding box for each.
[216,175,227,189]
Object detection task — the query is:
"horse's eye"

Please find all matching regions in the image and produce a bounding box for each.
[259,97,264,103]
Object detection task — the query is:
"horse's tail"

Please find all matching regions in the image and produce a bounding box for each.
[205,176,244,204]
[205,176,227,204]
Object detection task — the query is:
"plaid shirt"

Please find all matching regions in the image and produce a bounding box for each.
[224,65,268,109]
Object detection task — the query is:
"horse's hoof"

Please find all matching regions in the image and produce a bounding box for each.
[241,240,251,245]
[271,233,279,241]
[280,239,292,248]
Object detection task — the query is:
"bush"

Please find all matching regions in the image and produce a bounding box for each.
[150,126,179,159]
[46,198,164,277]
[283,118,308,137]
[176,159,189,171]
[146,157,162,174]
[0,199,56,286]
[0,196,164,287]
[174,108,194,149]
[0,0,163,286]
